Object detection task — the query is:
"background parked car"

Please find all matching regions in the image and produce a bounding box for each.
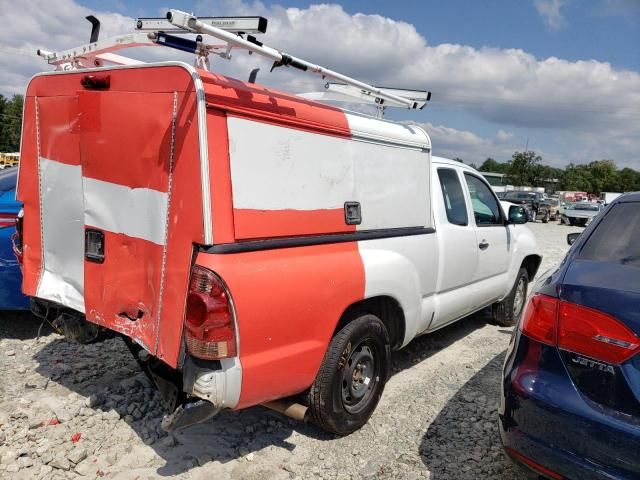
[502,191,551,222]
[500,192,640,480]
[0,167,28,309]
[540,198,560,220]
[561,201,604,226]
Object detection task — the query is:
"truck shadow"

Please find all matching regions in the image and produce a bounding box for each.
[0,310,52,340]
[419,351,525,479]
[12,308,496,476]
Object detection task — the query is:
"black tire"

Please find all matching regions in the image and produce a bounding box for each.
[307,314,390,435]
[568,218,575,226]
[492,268,529,327]
[542,211,550,223]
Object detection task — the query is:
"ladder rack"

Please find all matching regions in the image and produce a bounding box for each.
[36,9,430,113]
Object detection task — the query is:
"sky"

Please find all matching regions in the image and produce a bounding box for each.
[0,0,639,168]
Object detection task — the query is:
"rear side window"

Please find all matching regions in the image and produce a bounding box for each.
[437,168,468,226]
[579,203,640,268]
[464,173,503,226]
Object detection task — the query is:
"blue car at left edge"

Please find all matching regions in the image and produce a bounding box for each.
[0,167,29,310]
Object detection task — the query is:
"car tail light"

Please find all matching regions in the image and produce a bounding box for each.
[520,294,558,346]
[10,209,24,266]
[558,302,640,365]
[521,294,640,365]
[184,266,237,360]
[0,212,16,228]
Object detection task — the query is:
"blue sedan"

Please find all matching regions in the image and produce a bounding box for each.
[0,167,29,309]
[500,192,640,479]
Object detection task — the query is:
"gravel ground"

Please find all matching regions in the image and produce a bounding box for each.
[0,221,583,480]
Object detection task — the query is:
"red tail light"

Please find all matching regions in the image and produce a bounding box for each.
[0,212,16,228]
[184,266,237,360]
[520,294,558,346]
[521,294,640,365]
[558,302,640,364]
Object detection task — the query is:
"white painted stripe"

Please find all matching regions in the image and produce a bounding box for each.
[83,177,168,246]
[228,116,354,211]
[227,116,431,230]
[37,158,85,313]
[345,112,431,150]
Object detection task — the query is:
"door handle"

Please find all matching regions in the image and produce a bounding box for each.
[479,241,489,250]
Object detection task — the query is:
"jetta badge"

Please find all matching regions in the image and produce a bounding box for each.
[571,355,615,375]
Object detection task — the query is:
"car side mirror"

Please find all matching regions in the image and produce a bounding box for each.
[508,205,528,224]
[567,232,580,245]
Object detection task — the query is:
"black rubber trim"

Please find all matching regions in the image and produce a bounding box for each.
[203,226,435,254]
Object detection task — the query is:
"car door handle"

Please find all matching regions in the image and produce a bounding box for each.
[479,241,489,250]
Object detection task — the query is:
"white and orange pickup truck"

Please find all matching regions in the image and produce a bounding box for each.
[14,10,540,435]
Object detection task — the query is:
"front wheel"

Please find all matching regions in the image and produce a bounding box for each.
[492,268,529,327]
[542,211,550,223]
[307,314,390,435]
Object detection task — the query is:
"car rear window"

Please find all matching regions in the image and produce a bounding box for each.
[579,203,640,268]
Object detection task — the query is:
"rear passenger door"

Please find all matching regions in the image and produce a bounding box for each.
[463,172,510,307]
[431,167,478,327]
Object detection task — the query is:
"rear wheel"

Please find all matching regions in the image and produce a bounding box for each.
[307,314,390,435]
[492,268,529,327]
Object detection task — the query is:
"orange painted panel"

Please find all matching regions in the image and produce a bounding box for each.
[78,91,173,191]
[16,97,41,296]
[84,230,163,351]
[201,71,351,138]
[233,208,355,239]
[26,66,194,97]
[196,241,365,408]
[207,109,235,244]
[155,89,206,365]
[37,96,81,166]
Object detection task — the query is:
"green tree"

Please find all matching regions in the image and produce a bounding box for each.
[616,168,640,192]
[0,94,24,152]
[506,151,542,186]
[560,163,593,191]
[479,157,508,173]
[587,160,617,194]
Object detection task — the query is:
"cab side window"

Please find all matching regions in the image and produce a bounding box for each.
[464,173,503,226]
[438,168,468,226]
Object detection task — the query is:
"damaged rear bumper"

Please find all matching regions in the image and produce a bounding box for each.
[32,297,243,431]
[128,341,242,431]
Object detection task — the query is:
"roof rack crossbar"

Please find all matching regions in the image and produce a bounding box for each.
[35,8,430,113]
[166,9,422,110]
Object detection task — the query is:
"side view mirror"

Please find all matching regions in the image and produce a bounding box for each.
[567,232,580,245]
[508,205,528,224]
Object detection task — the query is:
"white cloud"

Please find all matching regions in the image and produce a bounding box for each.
[0,0,638,168]
[496,129,514,142]
[416,123,528,166]
[534,0,570,30]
